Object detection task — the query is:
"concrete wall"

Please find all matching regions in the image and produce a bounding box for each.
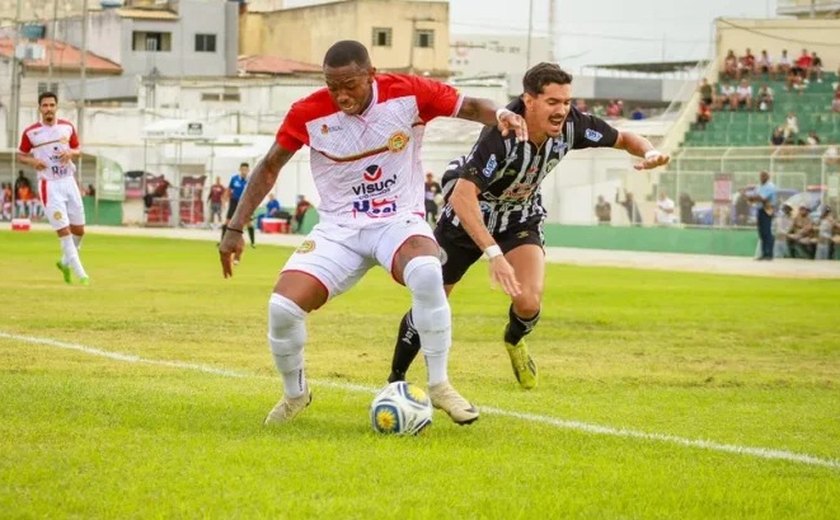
[241,0,449,73]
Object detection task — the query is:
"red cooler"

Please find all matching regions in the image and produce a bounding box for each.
[11,218,31,231]
[263,218,281,233]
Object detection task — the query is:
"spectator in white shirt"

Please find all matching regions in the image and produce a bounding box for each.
[655,191,677,226]
[733,79,753,111]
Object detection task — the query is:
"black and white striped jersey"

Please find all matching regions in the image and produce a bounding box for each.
[438,99,619,236]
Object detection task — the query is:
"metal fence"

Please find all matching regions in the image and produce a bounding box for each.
[658,145,840,227]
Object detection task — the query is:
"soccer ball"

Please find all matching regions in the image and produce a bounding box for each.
[370,381,433,435]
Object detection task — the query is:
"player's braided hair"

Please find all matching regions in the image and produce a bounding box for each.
[323,40,371,68]
[523,63,573,96]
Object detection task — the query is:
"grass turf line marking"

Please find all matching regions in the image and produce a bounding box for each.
[2,330,838,471]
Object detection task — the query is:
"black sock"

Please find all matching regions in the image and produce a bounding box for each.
[504,304,540,345]
[388,311,421,383]
[247,225,255,246]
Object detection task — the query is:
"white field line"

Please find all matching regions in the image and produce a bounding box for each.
[2,330,838,471]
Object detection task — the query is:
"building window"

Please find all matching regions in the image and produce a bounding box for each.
[132,31,172,52]
[415,29,434,48]
[38,82,58,95]
[372,27,392,47]
[195,34,216,53]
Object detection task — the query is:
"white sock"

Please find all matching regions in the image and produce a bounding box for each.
[73,234,83,250]
[267,293,308,398]
[403,256,451,387]
[59,235,88,279]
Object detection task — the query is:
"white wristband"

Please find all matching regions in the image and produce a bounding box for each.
[484,244,503,259]
[495,108,511,123]
[644,150,662,160]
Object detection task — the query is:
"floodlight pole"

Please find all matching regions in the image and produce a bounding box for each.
[525,0,534,68]
[77,0,89,190]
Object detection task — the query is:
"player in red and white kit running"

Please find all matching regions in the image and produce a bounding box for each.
[219,40,528,426]
[18,92,89,285]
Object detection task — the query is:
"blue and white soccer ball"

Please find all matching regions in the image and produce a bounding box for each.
[370,381,433,435]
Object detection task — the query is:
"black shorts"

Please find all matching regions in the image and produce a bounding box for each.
[226,198,239,220]
[434,221,543,285]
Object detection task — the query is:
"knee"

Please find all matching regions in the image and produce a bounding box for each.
[268,293,306,353]
[403,256,445,300]
[513,291,542,318]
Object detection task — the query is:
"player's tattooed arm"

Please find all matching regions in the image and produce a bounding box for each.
[229,143,295,229]
[457,97,528,142]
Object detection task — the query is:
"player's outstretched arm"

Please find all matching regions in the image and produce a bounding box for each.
[219,143,295,278]
[450,179,521,297]
[456,97,528,143]
[614,131,670,170]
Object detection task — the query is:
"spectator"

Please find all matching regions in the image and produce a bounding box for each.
[679,192,695,225]
[143,177,171,209]
[605,99,622,118]
[733,79,753,111]
[594,195,611,224]
[574,98,589,113]
[773,204,793,258]
[424,172,442,224]
[786,68,805,94]
[14,170,31,195]
[85,184,96,197]
[783,112,799,140]
[265,192,282,218]
[591,103,605,117]
[815,207,835,260]
[207,176,225,227]
[1,182,12,220]
[756,50,774,79]
[757,84,774,112]
[770,127,786,146]
[777,49,791,78]
[717,82,735,111]
[630,107,645,120]
[792,48,812,80]
[810,51,823,83]
[738,48,755,78]
[655,191,676,225]
[696,101,712,130]
[806,130,821,147]
[615,188,642,225]
[747,171,777,260]
[293,194,312,232]
[787,205,814,258]
[698,78,714,106]
[723,49,738,79]
[831,90,840,113]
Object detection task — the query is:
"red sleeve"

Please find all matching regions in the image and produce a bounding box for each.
[18,130,32,153]
[275,102,309,152]
[69,124,80,149]
[405,75,463,123]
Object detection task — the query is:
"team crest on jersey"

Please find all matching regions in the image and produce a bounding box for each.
[53,211,63,220]
[296,240,316,254]
[321,123,341,135]
[517,230,530,239]
[387,131,409,152]
[482,154,498,178]
[584,129,603,142]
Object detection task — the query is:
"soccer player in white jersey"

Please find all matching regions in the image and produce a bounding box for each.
[218,40,527,426]
[18,92,89,285]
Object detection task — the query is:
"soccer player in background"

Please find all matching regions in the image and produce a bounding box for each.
[222,163,255,249]
[218,40,527,426]
[18,92,90,285]
[387,63,670,389]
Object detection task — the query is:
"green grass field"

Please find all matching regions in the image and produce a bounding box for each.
[1,230,838,518]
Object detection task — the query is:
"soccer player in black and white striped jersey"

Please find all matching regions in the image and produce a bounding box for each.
[388,62,670,389]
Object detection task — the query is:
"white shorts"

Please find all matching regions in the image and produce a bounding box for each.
[39,177,85,230]
[282,214,435,298]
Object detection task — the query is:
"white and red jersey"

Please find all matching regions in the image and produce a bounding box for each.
[18,119,80,182]
[276,73,464,228]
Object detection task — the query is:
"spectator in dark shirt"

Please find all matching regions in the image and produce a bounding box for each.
[616,188,642,225]
[679,192,695,225]
[594,195,611,224]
